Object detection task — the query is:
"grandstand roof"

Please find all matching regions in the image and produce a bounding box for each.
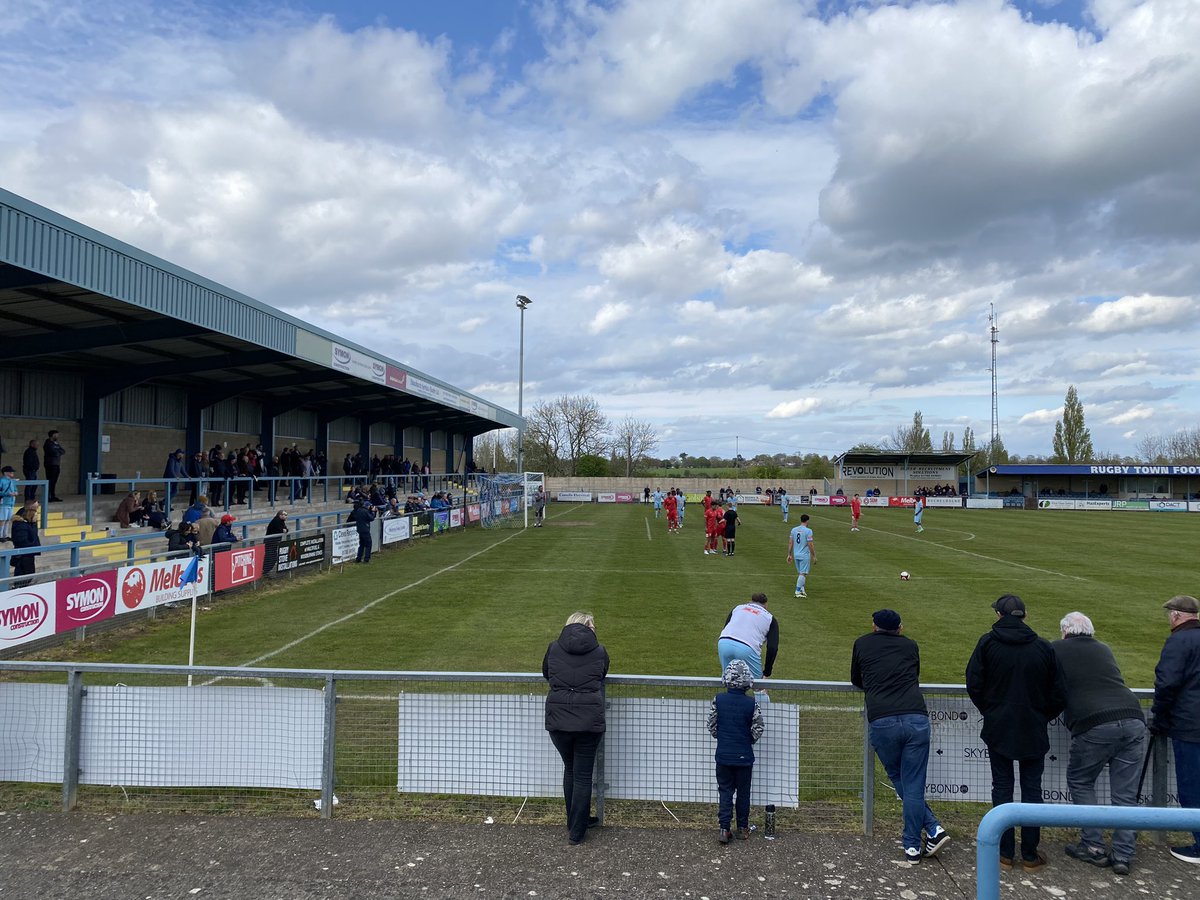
[975,463,1197,477]
[0,187,520,435]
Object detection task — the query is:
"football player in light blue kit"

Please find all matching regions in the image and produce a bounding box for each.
[676,490,685,527]
[779,490,790,523]
[652,488,665,518]
[913,496,925,533]
[787,514,816,598]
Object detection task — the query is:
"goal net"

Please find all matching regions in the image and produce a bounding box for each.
[476,472,542,529]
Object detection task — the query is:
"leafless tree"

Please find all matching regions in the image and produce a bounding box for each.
[614,416,660,476]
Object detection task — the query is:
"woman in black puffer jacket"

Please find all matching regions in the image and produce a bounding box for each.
[543,611,609,845]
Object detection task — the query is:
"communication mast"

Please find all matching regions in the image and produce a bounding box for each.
[989,304,1000,457]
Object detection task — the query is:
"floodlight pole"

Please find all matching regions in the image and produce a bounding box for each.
[516,295,532,475]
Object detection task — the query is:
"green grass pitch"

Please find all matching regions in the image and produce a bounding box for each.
[38,502,1200,688]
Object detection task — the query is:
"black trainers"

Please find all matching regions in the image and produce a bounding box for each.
[1111,858,1131,876]
[718,828,732,844]
[904,847,921,864]
[1064,842,1111,868]
[924,826,950,857]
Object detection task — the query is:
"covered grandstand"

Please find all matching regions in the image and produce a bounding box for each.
[0,187,520,497]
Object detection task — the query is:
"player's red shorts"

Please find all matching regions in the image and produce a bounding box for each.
[667,513,678,527]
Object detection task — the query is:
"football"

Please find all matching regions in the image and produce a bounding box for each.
[900,571,910,580]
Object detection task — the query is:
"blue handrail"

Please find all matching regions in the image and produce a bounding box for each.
[976,802,1200,900]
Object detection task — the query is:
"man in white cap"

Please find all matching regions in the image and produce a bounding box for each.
[1152,595,1200,865]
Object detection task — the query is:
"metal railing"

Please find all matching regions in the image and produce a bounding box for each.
[84,474,479,524]
[976,803,1200,900]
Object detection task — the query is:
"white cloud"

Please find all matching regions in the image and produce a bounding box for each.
[1105,404,1155,425]
[589,301,633,333]
[766,398,822,419]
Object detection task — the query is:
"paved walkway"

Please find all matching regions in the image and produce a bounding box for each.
[2,811,1199,899]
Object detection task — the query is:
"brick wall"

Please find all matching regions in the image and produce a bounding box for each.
[1,417,81,495]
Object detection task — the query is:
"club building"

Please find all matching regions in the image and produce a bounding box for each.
[974,463,1200,501]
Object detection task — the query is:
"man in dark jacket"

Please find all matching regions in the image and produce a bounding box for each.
[263,510,288,574]
[1152,594,1200,865]
[966,594,1065,871]
[1053,611,1146,875]
[348,500,376,563]
[543,612,609,845]
[43,430,65,501]
[852,609,949,864]
[10,507,40,587]
[22,439,39,501]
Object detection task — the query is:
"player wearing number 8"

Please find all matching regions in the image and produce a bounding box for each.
[786,514,815,598]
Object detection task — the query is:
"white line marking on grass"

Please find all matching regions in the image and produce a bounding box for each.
[221,529,528,675]
[810,513,1085,581]
[645,518,652,541]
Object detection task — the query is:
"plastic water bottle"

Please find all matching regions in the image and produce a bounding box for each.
[764,804,776,839]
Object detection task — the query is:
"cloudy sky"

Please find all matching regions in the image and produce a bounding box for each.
[3,0,1197,460]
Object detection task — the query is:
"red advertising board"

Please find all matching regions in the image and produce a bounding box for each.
[56,570,117,631]
[888,496,919,507]
[386,365,407,390]
[214,545,265,591]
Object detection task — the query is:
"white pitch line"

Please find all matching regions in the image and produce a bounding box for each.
[809,513,1085,581]
[228,528,528,671]
[645,518,652,541]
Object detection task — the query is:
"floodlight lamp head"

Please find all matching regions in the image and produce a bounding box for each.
[515,294,532,310]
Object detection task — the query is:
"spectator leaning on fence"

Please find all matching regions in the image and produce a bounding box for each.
[1051,611,1146,876]
[851,608,950,865]
[717,593,779,681]
[966,594,1066,872]
[542,611,609,846]
[707,659,764,845]
[1151,594,1200,866]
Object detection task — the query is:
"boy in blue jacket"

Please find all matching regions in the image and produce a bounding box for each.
[707,659,765,843]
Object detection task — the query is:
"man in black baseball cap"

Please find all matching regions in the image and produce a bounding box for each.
[966,594,1065,871]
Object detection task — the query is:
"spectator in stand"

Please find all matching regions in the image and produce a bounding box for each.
[195,508,219,546]
[342,453,353,480]
[422,461,431,490]
[186,451,208,505]
[368,482,387,509]
[212,513,238,547]
[114,490,143,528]
[22,439,39,501]
[166,520,200,554]
[163,447,186,483]
[182,495,210,526]
[208,444,226,506]
[228,450,247,505]
[43,430,66,502]
[0,466,18,542]
[383,497,404,519]
[10,506,41,587]
[347,483,368,506]
[142,491,168,529]
[265,454,280,502]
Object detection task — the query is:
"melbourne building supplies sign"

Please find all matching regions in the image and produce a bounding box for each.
[117,556,212,611]
[923,697,1177,804]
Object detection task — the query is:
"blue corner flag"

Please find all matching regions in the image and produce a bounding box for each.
[180,554,201,587]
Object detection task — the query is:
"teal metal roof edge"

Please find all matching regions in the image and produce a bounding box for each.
[0,186,520,429]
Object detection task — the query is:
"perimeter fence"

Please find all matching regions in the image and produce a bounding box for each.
[0,663,1179,835]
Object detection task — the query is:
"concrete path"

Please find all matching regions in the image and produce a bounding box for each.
[2,811,1199,899]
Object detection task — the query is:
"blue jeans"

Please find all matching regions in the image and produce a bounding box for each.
[1173,737,1200,849]
[989,751,1044,860]
[548,730,601,842]
[717,638,762,680]
[1067,718,1146,861]
[715,763,752,830]
[868,714,942,850]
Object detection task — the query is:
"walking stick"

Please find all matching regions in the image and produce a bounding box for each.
[1136,732,1157,802]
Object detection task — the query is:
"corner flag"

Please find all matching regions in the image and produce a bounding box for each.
[181,554,201,586]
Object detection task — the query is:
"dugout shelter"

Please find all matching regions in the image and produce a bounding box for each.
[831,450,975,496]
[0,188,521,494]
